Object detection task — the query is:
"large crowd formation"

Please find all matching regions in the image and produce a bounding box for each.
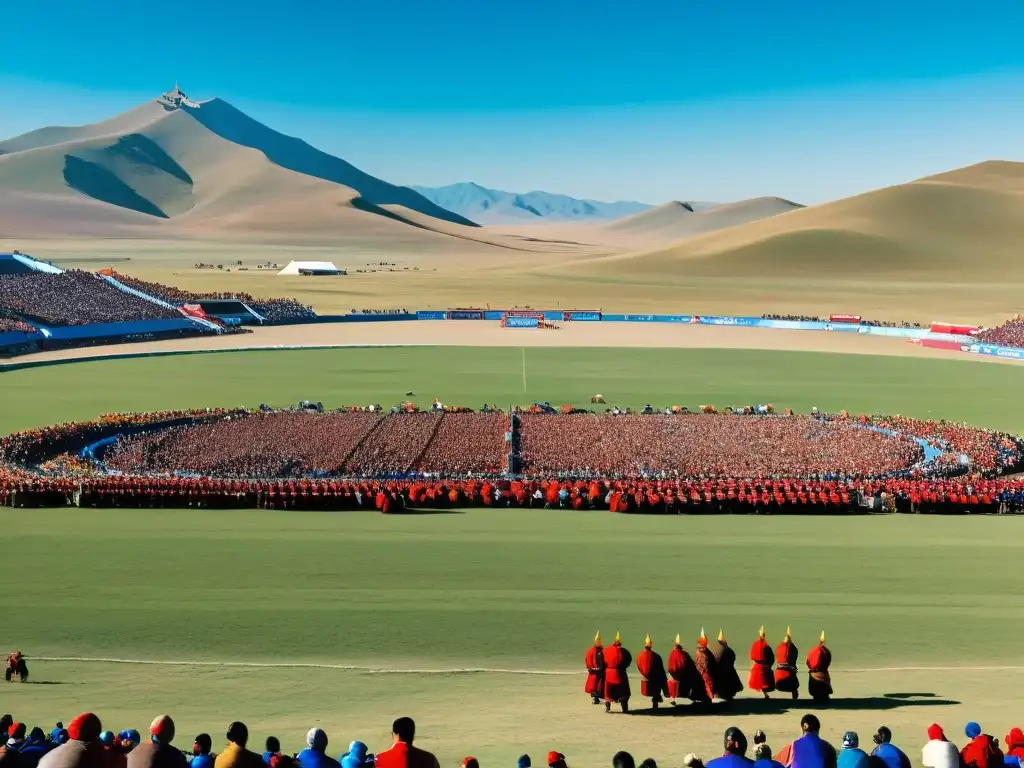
[976,315,1024,348]
[0,314,37,333]
[109,273,317,323]
[0,710,1021,768]
[0,271,181,327]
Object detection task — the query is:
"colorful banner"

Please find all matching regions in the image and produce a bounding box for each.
[829,314,862,323]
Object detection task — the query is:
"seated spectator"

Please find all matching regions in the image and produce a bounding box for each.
[18,729,50,768]
[838,733,868,768]
[753,745,783,768]
[214,724,262,768]
[374,719,438,768]
[546,756,566,768]
[961,723,1004,768]
[297,730,338,768]
[776,715,836,768]
[126,716,186,768]
[1004,730,1024,766]
[516,757,531,768]
[339,744,370,768]
[871,727,910,768]
[683,757,705,768]
[190,736,215,768]
[38,712,103,768]
[262,740,280,767]
[612,755,635,768]
[707,728,754,768]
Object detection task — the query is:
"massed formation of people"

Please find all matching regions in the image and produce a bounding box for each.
[584,628,833,712]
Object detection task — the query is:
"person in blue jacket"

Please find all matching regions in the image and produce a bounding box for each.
[297,729,340,768]
[340,742,372,768]
[191,734,215,768]
[49,725,64,745]
[263,737,281,766]
[870,728,911,768]
[18,727,51,768]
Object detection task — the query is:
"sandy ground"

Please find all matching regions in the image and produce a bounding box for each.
[4,321,1009,366]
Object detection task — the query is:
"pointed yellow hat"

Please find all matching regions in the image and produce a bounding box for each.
[718,629,726,643]
[644,633,653,647]
[674,633,681,646]
[698,627,708,646]
[819,630,826,644]
[615,630,621,644]
[758,625,766,639]
[594,630,602,645]
[785,625,792,641]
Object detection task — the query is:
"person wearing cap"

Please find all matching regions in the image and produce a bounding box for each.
[1005,730,1024,767]
[0,723,26,768]
[214,723,263,768]
[99,732,126,768]
[667,634,703,706]
[922,726,958,768]
[18,729,51,768]
[870,728,910,768]
[515,757,530,768]
[461,759,479,768]
[635,635,669,710]
[601,633,632,714]
[748,627,775,699]
[712,630,744,702]
[126,716,186,768]
[837,733,868,768]
[38,713,104,768]
[190,736,215,768]
[297,730,339,768]
[707,727,754,768]
[805,633,832,703]
[373,718,438,768]
[961,723,1004,768]
[339,743,371,768]
[545,754,566,768]
[694,629,718,704]
[774,628,800,700]
[584,633,606,706]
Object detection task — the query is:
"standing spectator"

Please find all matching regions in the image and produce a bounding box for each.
[707,728,754,768]
[962,724,1004,768]
[373,719,439,768]
[214,724,263,768]
[190,736,215,768]
[126,716,186,768]
[262,741,280,767]
[38,713,104,768]
[871,728,910,768]
[297,730,338,768]
[838,733,869,768]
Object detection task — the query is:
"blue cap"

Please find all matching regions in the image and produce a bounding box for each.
[965,723,982,739]
[99,732,114,746]
[518,757,532,768]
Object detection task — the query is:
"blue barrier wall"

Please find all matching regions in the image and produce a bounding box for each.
[504,316,540,328]
[417,311,448,320]
[0,329,45,347]
[280,314,417,325]
[43,318,205,341]
[969,343,1024,360]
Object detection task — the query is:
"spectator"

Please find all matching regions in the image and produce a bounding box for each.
[683,757,705,768]
[871,727,910,768]
[516,758,531,768]
[838,733,868,768]
[126,716,186,768]
[49,728,64,746]
[214,724,262,768]
[263,740,281,767]
[753,745,783,768]
[546,755,566,768]
[18,729,50,768]
[962,723,1004,768]
[707,728,754,768]
[373,718,439,768]
[776,715,836,768]
[638,761,658,768]
[191,736,215,768]
[461,760,479,768]
[0,723,24,768]
[100,731,126,768]
[612,754,635,768]
[38,713,103,768]
[0,724,11,745]
[339,743,370,768]
[297,730,338,768]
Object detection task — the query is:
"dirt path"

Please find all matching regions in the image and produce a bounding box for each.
[4,321,1010,365]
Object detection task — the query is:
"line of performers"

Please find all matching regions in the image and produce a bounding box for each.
[584,627,833,712]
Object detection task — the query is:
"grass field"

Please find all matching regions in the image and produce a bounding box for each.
[4,346,1024,435]
[4,346,1023,764]
[2,509,1022,766]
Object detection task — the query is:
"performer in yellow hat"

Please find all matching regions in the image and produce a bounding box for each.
[667,634,702,706]
[635,634,669,709]
[601,632,632,713]
[711,629,744,701]
[584,631,605,705]
[774,626,800,699]
[806,631,832,702]
[748,625,776,698]
[693,628,717,704]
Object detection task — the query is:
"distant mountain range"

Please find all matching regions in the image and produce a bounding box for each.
[411,182,715,224]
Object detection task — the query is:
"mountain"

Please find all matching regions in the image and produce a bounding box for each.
[0,91,516,245]
[552,161,1024,280]
[410,182,662,224]
[605,197,803,239]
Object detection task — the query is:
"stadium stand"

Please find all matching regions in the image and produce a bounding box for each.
[976,315,1024,348]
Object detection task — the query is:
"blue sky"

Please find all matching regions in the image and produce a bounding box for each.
[2,0,1022,203]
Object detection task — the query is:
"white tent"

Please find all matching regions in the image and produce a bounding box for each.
[278,261,343,276]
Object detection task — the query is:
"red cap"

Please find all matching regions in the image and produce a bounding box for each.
[927,724,945,741]
[68,713,102,742]
[547,753,565,766]
[7,723,25,739]
[462,759,480,768]
[150,715,175,744]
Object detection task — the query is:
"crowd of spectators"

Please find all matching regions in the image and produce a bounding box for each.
[350,309,411,315]
[975,315,1024,348]
[0,314,36,333]
[108,273,317,323]
[762,314,822,322]
[519,414,924,479]
[859,319,923,329]
[0,271,181,327]
[759,315,923,329]
[0,710,1021,768]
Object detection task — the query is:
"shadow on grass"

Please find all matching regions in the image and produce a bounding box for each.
[392,508,465,516]
[24,680,72,685]
[626,693,957,716]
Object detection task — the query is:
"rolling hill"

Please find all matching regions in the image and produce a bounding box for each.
[410,181,660,224]
[556,161,1024,279]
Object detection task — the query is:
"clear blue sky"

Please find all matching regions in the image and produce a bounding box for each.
[2,0,1022,203]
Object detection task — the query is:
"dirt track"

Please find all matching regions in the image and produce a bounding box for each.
[3,321,1009,365]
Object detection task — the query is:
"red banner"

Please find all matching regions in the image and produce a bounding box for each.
[930,322,979,335]
[829,314,861,323]
[181,303,208,319]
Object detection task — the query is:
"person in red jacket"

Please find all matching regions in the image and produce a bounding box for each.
[635,634,669,709]
[374,718,439,768]
[806,631,832,702]
[584,632,605,706]
[694,628,717,703]
[748,626,775,698]
[961,723,1004,768]
[774,627,800,699]
[667,634,703,706]
[1004,728,1024,762]
[602,632,632,713]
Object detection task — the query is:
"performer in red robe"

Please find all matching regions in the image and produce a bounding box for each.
[635,634,669,709]
[774,626,800,699]
[584,632,605,705]
[602,632,632,713]
[693,628,717,703]
[711,629,744,701]
[667,634,703,705]
[806,630,833,702]
[748,625,776,698]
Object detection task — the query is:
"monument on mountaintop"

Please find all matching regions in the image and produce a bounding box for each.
[159,82,199,109]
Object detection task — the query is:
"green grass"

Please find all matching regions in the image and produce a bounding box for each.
[3,346,1024,434]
